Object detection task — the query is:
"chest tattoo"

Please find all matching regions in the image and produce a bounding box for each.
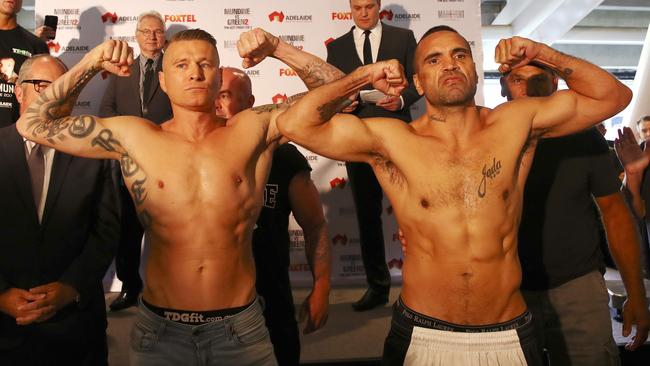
[478,157,502,198]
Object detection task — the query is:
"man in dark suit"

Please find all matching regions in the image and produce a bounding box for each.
[0,54,119,365]
[99,10,171,311]
[326,0,419,311]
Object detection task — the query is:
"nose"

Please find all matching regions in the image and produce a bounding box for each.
[441,57,459,72]
[189,63,205,81]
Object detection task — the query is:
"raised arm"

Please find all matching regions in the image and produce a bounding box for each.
[277,60,407,162]
[615,127,649,218]
[496,37,632,137]
[16,40,136,160]
[237,28,352,146]
[239,28,344,91]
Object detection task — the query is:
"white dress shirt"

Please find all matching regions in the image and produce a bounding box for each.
[353,22,382,64]
[24,139,54,222]
[352,22,404,109]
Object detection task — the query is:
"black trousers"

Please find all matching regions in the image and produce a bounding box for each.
[346,161,391,293]
[114,170,143,293]
[253,235,301,366]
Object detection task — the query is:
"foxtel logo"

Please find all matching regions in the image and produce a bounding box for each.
[272,93,288,104]
[268,11,285,22]
[165,14,197,22]
[279,68,298,77]
[47,41,60,53]
[332,234,348,245]
[330,177,346,189]
[331,12,352,20]
[101,12,118,23]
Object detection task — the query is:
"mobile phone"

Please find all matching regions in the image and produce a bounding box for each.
[43,15,58,40]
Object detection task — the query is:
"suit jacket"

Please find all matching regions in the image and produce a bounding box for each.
[0,125,119,351]
[99,54,172,124]
[326,22,419,122]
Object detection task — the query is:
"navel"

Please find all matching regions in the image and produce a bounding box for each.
[502,189,509,201]
[420,198,430,209]
[158,180,165,189]
[234,175,243,185]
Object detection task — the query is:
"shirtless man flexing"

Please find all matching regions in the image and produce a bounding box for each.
[15,29,344,366]
[276,25,633,365]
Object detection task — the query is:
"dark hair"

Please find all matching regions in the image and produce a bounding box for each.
[418,25,462,45]
[637,115,650,126]
[168,29,217,49]
[414,25,472,73]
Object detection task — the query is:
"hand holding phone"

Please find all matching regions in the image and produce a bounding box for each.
[42,15,58,40]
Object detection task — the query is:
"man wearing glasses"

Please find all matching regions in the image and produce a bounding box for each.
[0,54,119,366]
[99,10,171,311]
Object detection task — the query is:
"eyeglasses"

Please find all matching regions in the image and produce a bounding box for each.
[138,29,165,38]
[21,79,52,93]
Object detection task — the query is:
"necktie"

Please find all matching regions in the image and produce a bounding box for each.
[27,144,45,210]
[142,58,154,114]
[363,30,372,65]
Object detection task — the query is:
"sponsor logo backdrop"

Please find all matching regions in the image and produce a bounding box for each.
[35,0,482,289]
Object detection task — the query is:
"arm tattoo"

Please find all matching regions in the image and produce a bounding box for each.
[296,60,345,90]
[252,104,283,114]
[316,96,352,122]
[21,63,152,208]
[251,92,308,115]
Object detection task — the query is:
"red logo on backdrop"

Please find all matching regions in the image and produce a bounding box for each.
[324,37,335,46]
[331,12,352,20]
[332,234,348,245]
[279,68,297,77]
[268,11,285,22]
[164,14,197,23]
[388,258,403,269]
[330,177,346,189]
[272,93,288,104]
[101,12,118,23]
[379,9,394,21]
[47,41,60,53]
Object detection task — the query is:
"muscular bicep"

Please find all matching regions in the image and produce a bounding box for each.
[278,111,384,163]
[17,113,141,161]
[533,90,622,138]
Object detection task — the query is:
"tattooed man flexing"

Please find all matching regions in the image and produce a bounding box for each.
[15,29,345,366]
[278,26,633,365]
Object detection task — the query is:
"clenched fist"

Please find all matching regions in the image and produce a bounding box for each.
[495,36,543,74]
[367,59,407,97]
[87,40,134,77]
[238,28,279,69]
